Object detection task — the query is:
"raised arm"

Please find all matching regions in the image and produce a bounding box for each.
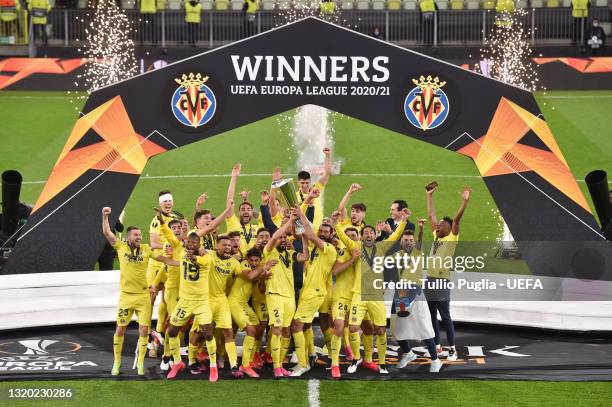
[295,206,324,250]
[386,208,411,242]
[338,183,361,221]
[331,211,359,251]
[318,147,333,187]
[426,186,438,232]
[101,207,117,246]
[264,217,293,253]
[155,208,181,248]
[295,234,309,263]
[331,248,359,276]
[195,192,208,212]
[270,166,282,217]
[416,219,425,251]
[452,187,471,235]
[225,163,241,217]
[196,200,234,237]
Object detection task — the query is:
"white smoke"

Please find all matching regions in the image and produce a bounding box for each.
[290,104,334,179]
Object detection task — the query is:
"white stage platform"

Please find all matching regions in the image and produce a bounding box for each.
[1,270,611,332]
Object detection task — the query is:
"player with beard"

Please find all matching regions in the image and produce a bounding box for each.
[228,230,243,261]
[337,183,367,232]
[263,214,309,378]
[295,147,333,229]
[229,247,277,377]
[101,207,174,376]
[335,207,410,375]
[225,164,258,253]
[290,209,338,377]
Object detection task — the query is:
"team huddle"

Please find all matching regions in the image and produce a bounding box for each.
[101,147,472,381]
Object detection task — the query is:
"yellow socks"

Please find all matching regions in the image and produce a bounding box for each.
[226,341,238,368]
[363,334,373,363]
[280,336,291,364]
[163,330,171,357]
[137,335,148,366]
[206,337,217,367]
[266,329,273,354]
[304,327,315,355]
[349,331,360,360]
[271,333,282,369]
[113,334,124,366]
[331,334,342,366]
[323,328,333,355]
[188,343,198,365]
[156,301,167,333]
[376,333,387,365]
[169,335,182,364]
[292,330,307,367]
[242,335,255,367]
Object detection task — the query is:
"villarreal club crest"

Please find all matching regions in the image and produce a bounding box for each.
[404,75,450,131]
[171,73,217,128]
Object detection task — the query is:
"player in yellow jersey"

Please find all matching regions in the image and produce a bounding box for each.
[224,164,259,253]
[191,209,217,251]
[101,207,173,377]
[337,183,367,232]
[228,230,244,261]
[229,247,277,377]
[294,147,333,230]
[334,206,410,376]
[147,190,181,355]
[328,227,361,379]
[290,209,337,377]
[263,213,309,378]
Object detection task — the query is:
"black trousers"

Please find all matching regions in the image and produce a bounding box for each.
[33,23,47,45]
[97,249,116,271]
[573,17,586,45]
[187,22,199,45]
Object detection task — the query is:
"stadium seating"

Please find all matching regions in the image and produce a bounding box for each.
[372,0,386,9]
[531,0,544,7]
[356,0,370,9]
[388,0,402,9]
[450,0,464,9]
[466,1,479,9]
[436,0,448,9]
[121,0,137,8]
[216,0,231,10]
[77,0,87,8]
[516,0,528,7]
[594,0,607,6]
[546,0,560,7]
[157,0,167,9]
[167,0,182,10]
[201,0,215,9]
[403,0,417,9]
[341,0,355,9]
[277,0,292,9]
[231,0,244,9]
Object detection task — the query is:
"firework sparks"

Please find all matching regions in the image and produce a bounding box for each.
[69,0,137,108]
[478,9,539,92]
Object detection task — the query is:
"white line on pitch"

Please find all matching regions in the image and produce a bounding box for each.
[308,379,320,407]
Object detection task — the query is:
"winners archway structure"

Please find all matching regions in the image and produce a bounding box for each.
[3,17,610,282]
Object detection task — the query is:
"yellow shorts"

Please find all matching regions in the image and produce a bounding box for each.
[267,293,296,328]
[253,297,268,322]
[350,295,386,327]
[318,291,333,314]
[229,299,259,330]
[164,287,179,317]
[170,298,212,327]
[209,296,233,329]
[116,292,151,327]
[294,295,325,324]
[332,296,352,321]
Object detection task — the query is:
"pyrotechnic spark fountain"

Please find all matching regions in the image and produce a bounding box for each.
[69,0,137,109]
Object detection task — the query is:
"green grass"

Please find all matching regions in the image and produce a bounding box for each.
[0,379,610,406]
[0,90,611,272]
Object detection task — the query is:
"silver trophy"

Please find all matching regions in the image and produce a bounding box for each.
[271,178,305,235]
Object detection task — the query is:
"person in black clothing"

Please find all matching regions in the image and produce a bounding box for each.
[376,199,415,242]
[587,18,606,56]
[97,218,124,270]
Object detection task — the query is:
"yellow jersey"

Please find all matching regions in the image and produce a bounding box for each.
[112,240,156,294]
[297,181,325,230]
[338,217,365,233]
[188,227,216,251]
[159,224,183,289]
[301,241,337,298]
[225,214,258,253]
[332,239,355,300]
[149,213,176,256]
[426,232,459,280]
[179,250,210,301]
[263,246,295,298]
[228,259,255,303]
[207,251,242,298]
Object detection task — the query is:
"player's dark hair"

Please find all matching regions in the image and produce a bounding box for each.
[403,230,414,236]
[187,232,199,239]
[257,227,270,236]
[319,224,333,234]
[168,219,181,228]
[344,227,359,235]
[228,231,241,239]
[126,226,140,233]
[361,225,376,236]
[239,201,253,210]
[246,247,262,259]
[193,209,211,223]
[442,216,454,227]
[217,234,231,243]
[297,171,311,180]
[351,202,367,212]
[393,200,408,210]
[158,190,172,197]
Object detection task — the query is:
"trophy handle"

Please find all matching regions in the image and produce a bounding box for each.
[294,219,305,235]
